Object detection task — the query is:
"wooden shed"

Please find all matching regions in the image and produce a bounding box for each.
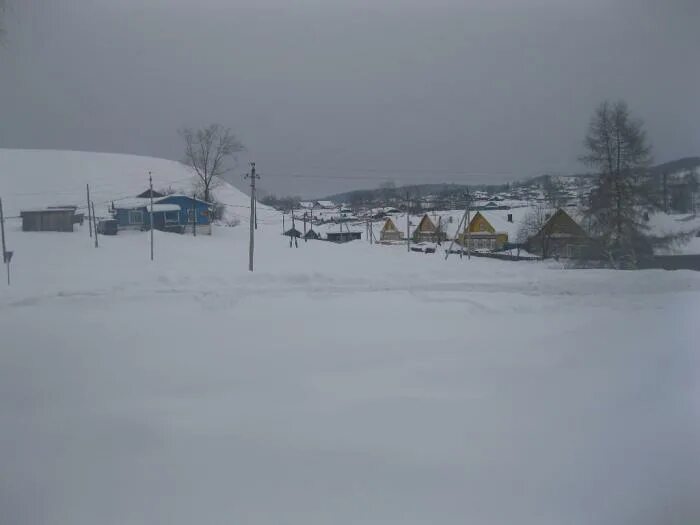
[21,208,76,232]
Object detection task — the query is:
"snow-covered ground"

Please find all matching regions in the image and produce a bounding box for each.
[1,150,700,525]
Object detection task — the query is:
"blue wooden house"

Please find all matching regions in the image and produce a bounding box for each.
[112,194,212,234]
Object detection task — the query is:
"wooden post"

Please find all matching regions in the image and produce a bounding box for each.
[406,196,410,253]
[92,201,99,248]
[149,173,154,260]
[245,162,259,269]
[192,193,197,237]
[0,197,9,285]
[86,184,92,238]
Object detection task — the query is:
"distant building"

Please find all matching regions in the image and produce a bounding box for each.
[326,231,362,243]
[315,200,336,209]
[113,194,212,234]
[458,211,512,251]
[412,214,446,243]
[21,208,77,232]
[304,228,321,240]
[136,189,166,199]
[380,217,404,241]
[527,208,593,258]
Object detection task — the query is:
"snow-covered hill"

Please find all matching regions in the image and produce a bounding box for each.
[0,148,273,222]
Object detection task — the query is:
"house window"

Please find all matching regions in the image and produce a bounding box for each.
[490,238,496,250]
[165,211,179,224]
[479,222,486,231]
[187,209,196,223]
[128,210,143,225]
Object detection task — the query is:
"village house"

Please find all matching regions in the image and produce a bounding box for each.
[412,214,447,243]
[527,208,592,258]
[112,194,212,234]
[379,217,404,241]
[457,211,516,251]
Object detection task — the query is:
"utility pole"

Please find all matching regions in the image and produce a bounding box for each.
[405,194,411,252]
[0,197,11,285]
[303,211,307,242]
[192,192,197,237]
[244,162,260,271]
[465,190,471,260]
[149,172,154,261]
[254,197,258,230]
[444,190,471,262]
[282,211,285,234]
[91,201,99,248]
[290,210,298,248]
[86,183,93,238]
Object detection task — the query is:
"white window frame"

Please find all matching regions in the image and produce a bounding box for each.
[187,209,197,223]
[128,210,143,225]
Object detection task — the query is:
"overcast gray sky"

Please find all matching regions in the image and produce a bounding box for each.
[1,0,699,197]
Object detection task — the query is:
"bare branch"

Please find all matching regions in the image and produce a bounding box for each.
[179,124,245,203]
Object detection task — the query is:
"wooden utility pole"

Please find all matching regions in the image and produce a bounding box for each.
[405,194,411,252]
[444,210,467,261]
[149,172,154,260]
[465,190,471,260]
[192,192,197,237]
[86,183,93,238]
[290,210,298,248]
[91,201,99,248]
[244,162,260,271]
[444,190,470,261]
[0,197,11,285]
[303,212,307,242]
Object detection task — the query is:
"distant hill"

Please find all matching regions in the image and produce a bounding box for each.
[0,149,270,222]
[649,157,700,178]
[322,157,699,204]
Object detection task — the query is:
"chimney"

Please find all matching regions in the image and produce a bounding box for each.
[507,213,513,223]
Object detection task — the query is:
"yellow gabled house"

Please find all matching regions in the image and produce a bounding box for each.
[458,211,510,251]
[380,217,404,241]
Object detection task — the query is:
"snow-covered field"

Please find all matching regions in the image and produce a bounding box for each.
[1,150,700,525]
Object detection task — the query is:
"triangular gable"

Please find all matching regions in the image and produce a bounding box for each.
[382,217,398,232]
[467,211,496,233]
[416,214,436,233]
[537,208,588,238]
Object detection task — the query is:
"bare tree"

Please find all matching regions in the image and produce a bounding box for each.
[516,205,552,258]
[180,124,244,204]
[580,100,654,268]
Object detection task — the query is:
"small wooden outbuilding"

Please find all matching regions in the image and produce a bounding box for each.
[21,208,76,232]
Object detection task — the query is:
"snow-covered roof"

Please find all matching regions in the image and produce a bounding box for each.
[298,201,315,209]
[114,198,180,212]
[113,198,152,210]
[151,204,181,212]
[316,200,335,208]
[474,210,522,239]
[158,194,211,205]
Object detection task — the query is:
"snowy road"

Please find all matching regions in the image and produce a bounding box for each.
[1,224,700,525]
